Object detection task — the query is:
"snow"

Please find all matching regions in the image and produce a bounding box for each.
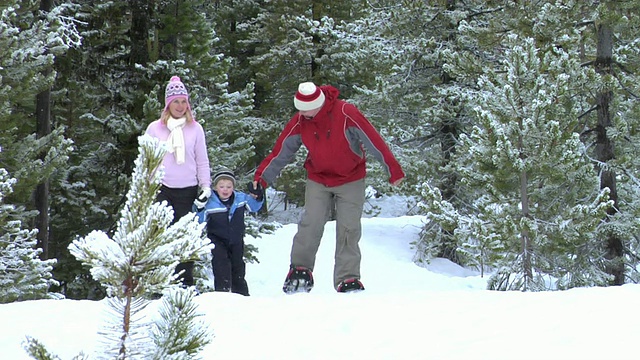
[1,197,640,359]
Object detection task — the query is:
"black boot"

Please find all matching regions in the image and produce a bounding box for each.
[282,266,314,294]
[337,278,365,293]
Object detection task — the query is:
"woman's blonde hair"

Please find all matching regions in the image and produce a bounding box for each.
[160,106,194,124]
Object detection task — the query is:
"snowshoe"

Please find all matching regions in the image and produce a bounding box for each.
[283,266,314,294]
[337,278,365,293]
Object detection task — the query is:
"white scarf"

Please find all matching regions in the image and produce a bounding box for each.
[166,117,186,164]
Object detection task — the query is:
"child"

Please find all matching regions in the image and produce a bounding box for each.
[195,168,264,296]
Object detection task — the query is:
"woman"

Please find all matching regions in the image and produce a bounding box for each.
[145,75,211,287]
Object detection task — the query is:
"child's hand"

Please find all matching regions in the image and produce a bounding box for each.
[194,187,211,211]
[247,181,264,201]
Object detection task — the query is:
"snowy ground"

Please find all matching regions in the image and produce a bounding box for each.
[1,195,640,359]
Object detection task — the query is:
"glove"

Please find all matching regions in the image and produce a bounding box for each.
[194,187,212,211]
[247,181,264,202]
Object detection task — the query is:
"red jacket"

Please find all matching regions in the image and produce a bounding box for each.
[255,85,405,188]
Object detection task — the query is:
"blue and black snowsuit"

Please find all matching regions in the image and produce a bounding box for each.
[195,190,263,296]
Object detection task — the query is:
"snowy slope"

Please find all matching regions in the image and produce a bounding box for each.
[1,214,640,359]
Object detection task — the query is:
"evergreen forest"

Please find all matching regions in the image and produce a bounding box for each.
[2,0,640,304]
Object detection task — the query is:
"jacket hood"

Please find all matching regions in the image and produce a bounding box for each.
[309,85,340,119]
[320,85,340,106]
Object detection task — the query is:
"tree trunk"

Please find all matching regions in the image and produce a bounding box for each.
[594,23,624,285]
[311,0,324,80]
[310,0,335,219]
[35,0,53,259]
[35,95,50,259]
[129,0,151,65]
[518,131,533,287]
[39,0,52,12]
[433,0,461,264]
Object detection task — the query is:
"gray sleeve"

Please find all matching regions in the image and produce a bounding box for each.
[346,127,385,163]
[261,134,302,185]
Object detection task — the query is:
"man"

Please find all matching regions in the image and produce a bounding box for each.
[253,82,404,293]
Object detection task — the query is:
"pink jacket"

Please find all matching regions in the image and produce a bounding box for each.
[145,119,211,189]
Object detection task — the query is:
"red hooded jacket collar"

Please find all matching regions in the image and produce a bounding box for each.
[301,85,341,121]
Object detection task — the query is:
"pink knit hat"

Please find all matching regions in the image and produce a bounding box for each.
[294,82,325,111]
[164,76,190,111]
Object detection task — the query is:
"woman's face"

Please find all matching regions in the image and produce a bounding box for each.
[168,97,189,119]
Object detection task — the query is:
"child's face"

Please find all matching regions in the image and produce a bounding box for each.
[215,179,234,199]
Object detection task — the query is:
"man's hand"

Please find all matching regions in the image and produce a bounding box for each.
[248,181,264,201]
[392,178,404,187]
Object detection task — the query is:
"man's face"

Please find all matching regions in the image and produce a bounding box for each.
[299,107,322,119]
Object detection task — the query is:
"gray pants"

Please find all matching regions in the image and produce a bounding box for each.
[290,178,365,289]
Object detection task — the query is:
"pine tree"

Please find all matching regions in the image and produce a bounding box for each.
[143,0,257,173]
[63,134,213,358]
[350,1,508,261]
[602,2,640,283]
[342,0,446,174]
[0,0,77,212]
[408,1,640,287]
[476,0,640,286]
[0,168,57,303]
[48,0,259,298]
[241,0,408,207]
[446,35,611,290]
[0,0,78,302]
[579,1,640,285]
